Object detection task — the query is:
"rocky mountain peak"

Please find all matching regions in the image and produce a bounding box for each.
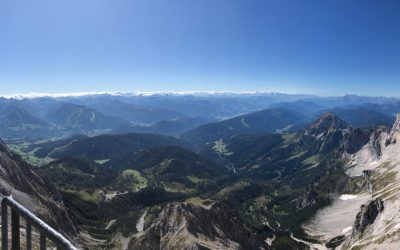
[305,112,348,137]
[391,113,400,133]
[385,113,400,146]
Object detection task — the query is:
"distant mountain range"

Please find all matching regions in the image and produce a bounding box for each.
[89,99,187,124]
[0,106,57,138]
[45,103,128,132]
[181,107,310,150]
[0,93,398,139]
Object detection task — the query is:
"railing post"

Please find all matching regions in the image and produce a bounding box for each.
[11,208,20,250]
[40,232,46,250]
[26,221,32,250]
[2,199,8,250]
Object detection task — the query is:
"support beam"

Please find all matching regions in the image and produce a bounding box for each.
[26,221,32,250]
[2,200,8,250]
[11,208,20,250]
[40,232,46,250]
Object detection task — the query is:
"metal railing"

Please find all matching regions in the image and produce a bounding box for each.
[1,196,78,250]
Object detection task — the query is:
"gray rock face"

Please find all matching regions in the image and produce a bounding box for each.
[353,198,384,235]
[342,198,384,248]
[386,114,400,146]
[362,170,374,194]
[128,202,267,250]
[296,184,318,210]
[391,113,400,134]
[370,126,390,156]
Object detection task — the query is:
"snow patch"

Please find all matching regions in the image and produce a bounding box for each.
[307,163,320,170]
[340,194,358,200]
[136,209,148,232]
[105,220,116,230]
[265,235,275,246]
[241,118,251,128]
[290,233,327,250]
[304,193,370,242]
[342,227,352,234]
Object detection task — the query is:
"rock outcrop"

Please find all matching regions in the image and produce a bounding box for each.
[385,113,400,146]
[296,184,318,210]
[342,199,384,248]
[128,202,267,250]
[369,126,390,157]
[352,198,384,235]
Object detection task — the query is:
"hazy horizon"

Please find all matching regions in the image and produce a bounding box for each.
[0,90,399,99]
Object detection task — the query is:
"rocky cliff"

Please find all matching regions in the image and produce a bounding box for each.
[353,199,384,234]
[128,202,267,250]
[311,113,400,249]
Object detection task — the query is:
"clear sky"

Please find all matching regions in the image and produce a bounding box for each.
[1,0,400,96]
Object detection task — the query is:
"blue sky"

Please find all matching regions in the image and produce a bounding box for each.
[1,0,400,96]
